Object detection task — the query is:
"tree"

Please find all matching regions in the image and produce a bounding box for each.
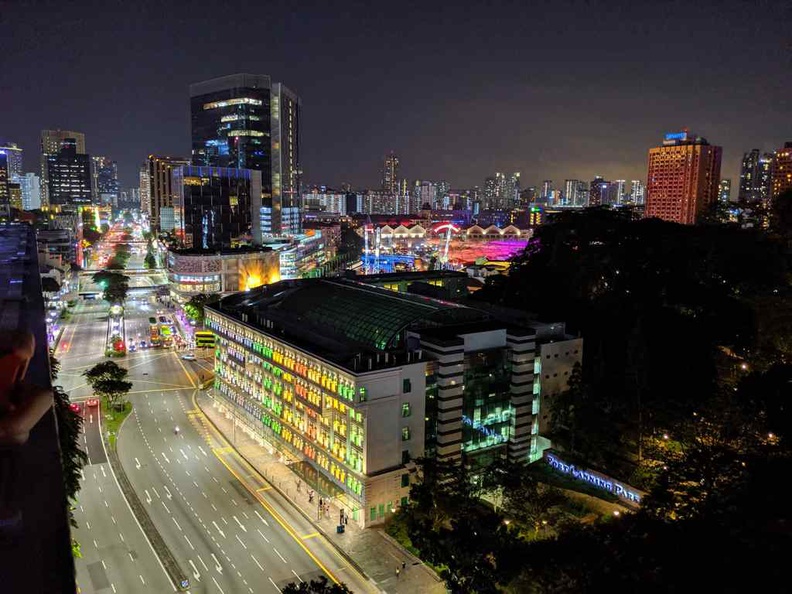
[144,252,156,269]
[93,377,133,409]
[92,270,129,304]
[83,360,128,388]
[50,353,88,541]
[183,293,219,325]
[770,189,792,241]
[282,577,352,594]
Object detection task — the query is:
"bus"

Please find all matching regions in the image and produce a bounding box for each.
[194,331,215,348]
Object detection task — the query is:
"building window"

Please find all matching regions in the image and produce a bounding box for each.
[401,473,410,488]
[403,378,411,393]
[400,496,409,507]
[378,504,385,519]
[370,507,376,522]
[402,427,411,441]
[402,449,410,464]
[401,403,411,417]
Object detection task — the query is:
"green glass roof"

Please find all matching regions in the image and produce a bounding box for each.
[270,280,463,350]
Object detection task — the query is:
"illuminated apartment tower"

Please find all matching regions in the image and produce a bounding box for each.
[40,130,86,206]
[382,152,399,196]
[739,149,774,203]
[588,176,608,207]
[771,142,792,199]
[645,131,722,225]
[190,73,301,235]
[146,155,190,231]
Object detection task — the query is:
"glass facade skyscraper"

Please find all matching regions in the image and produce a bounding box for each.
[173,165,262,250]
[45,138,92,206]
[190,73,300,236]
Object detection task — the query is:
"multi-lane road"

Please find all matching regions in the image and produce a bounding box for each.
[60,224,373,593]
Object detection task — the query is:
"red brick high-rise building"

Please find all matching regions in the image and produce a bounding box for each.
[771,142,792,199]
[645,131,722,225]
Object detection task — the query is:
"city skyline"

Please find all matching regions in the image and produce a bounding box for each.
[1,0,789,190]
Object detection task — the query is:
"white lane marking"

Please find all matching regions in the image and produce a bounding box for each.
[220,486,228,494]
[180,448,189,460]
[168,446,173,453]
[128,552,134,561]
[134,457,141,470]
[100,466,106,478]
[202,490,208,499]
[211,503,218,511]
[254,510,270,527]
[139,574,146,585]
[256,528,270,543]
[112,517,117,525]
[211,553,223,573]
[162,502,171,514]
[250,554,264,571]
[199,446,208,457]
[204,466,210,473]
[172,517,182,531]
[212,576,226,594]
[158,427,162,433]
[144,489,152,504]
[242,511,250,519]
[93,539,98,548]
[212,521,226,538]
[151,487,160,498]
[269,576,281,592]
[111,585,116,593]
[101,560,106,569]
[230,498,238,507]
[221,517,228,525]
[104,500,109,508]
[212,476,219,483]
[188,559,200,581]
[273,547,287,563]
[161,452,170,464]
[97,485,103,493]
[197,555,209,571]
[163,485,172,499]
[193,481,199,488]
[86,521,91,530]
[235,534,247,549]
[119,533,125,543]
[233,515,247,532]
[291,569,303,582]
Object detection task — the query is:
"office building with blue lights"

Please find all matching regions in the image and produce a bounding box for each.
[190,74,301,236]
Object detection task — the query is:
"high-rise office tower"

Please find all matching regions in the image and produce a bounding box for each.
[718,179,731,203]
[541,180,553,202]
[436,180,451,210]
[757,153,774,203]
[771,142,792,199]
[0,142,23,181]
[91,156,119,205]
[381,152,399,196]
[588,176,608,207]
[630,180,645,205]
[0,153,10,218]
[563,180,578,206]
[507,173,520,208]
[20,172,41,210]
[146,155,191,231]
[739,149,774,202]
[139,165,151,215]
[40,130,86,206]
[413,180,437,211]
[190,73,300,236]
[44,138,92,206]
[173,166,262,249]
[645,131,722,225]
[483,176,497,209]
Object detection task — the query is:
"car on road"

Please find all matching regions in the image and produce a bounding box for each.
[180,354,196,361]
[86,398,99,408]
[129,343,137,352]
[140,340,148,348]
[69,402,82,415]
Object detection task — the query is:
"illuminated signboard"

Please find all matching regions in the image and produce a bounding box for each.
[544,451,643,505]
[664,132,687,141]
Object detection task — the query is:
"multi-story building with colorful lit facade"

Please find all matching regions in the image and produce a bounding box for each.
[206,279,575,527]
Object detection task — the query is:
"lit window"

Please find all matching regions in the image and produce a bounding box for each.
[402,378,411,393]
[401,403,411,417]
[402,427,410,441]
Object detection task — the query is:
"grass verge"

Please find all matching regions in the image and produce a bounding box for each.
[103,399,132,449]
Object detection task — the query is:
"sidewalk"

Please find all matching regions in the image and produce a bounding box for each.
[196,392,447,594]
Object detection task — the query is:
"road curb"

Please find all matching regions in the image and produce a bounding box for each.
[194,392,382,592]
[107,406,190,591]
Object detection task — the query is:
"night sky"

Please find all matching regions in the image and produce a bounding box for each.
[1,0,789,191]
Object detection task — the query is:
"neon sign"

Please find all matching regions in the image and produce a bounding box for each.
[462,415,506,444]
[545,452,643,505]
[664,132,687,141]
